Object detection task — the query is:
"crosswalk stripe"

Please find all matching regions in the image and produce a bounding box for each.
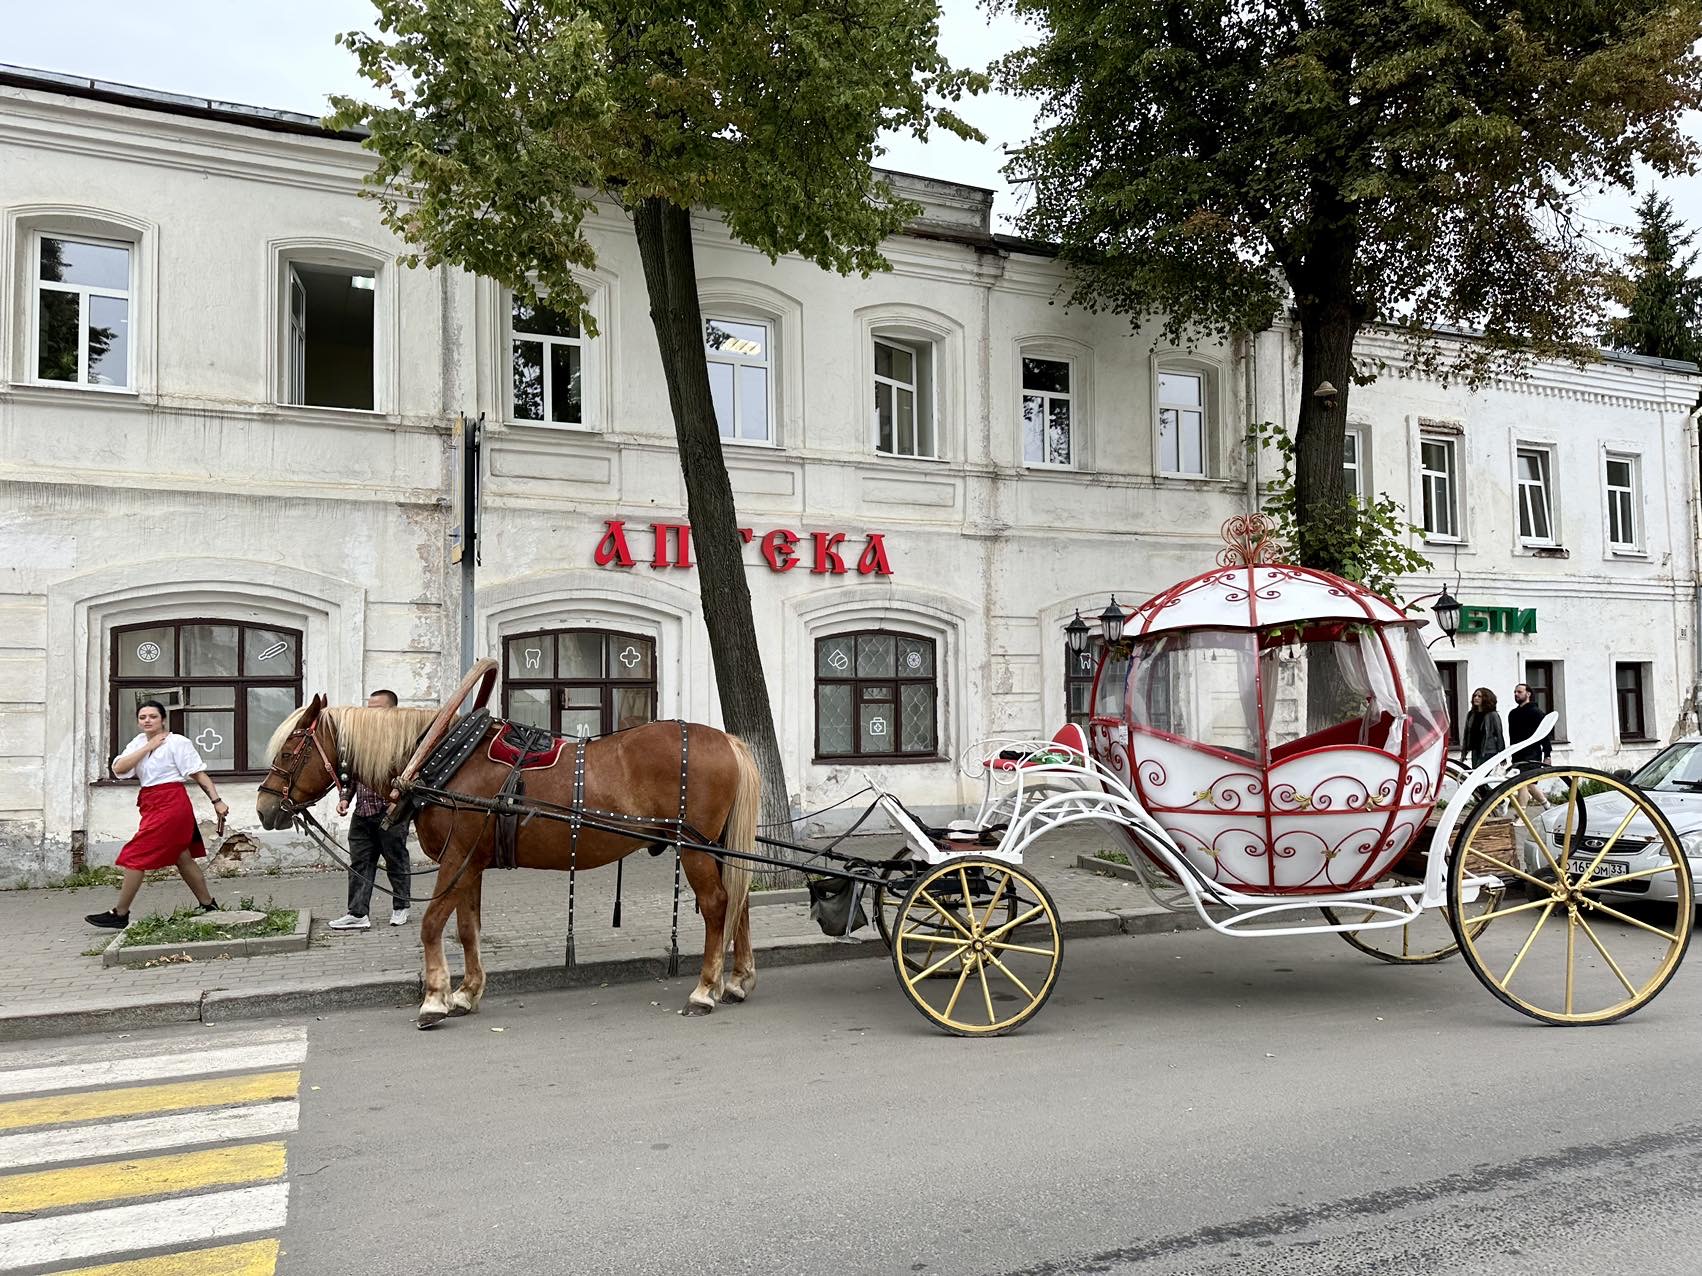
[0,1071,299,1133]
[0,1141,286,1213]
[40,1238,280,1276]
[0,1102,300,1173]
[0,1042,309,1098]
[0,1181,289,1270]
[0,1027,305,1074]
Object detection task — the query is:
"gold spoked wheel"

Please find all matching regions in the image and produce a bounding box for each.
[876,861,1021,978]
[1448,767,1693,1025]
[1320,872,1501,965]
[892,857,1062,1037]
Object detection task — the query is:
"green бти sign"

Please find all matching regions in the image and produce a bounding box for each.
[1457,605,1536,635]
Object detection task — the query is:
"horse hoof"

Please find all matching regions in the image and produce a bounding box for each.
[417,1011,447,1029]
[719,987,747,1004]
[448,1001,478,1018]
[682,1000,714,1017]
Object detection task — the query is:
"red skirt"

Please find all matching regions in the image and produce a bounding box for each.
[116,784,206,871]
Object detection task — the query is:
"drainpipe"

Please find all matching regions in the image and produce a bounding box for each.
[1690,387,1702,733]
[1243,331,1260,512]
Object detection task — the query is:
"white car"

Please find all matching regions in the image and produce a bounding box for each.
[1529,740,1702,904]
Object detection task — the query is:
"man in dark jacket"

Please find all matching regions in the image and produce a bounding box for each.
[1508,682,1551,774]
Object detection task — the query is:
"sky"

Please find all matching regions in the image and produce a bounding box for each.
[5,0,1698,247]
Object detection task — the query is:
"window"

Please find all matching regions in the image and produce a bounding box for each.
[33,234,131,389]
[815,631,937,760]
[1157,370,1206,476]
[1435,661,1464,747]
[1421,437,1459,539]
[1065,635,1105,727]
[510,296,585,426]
[1515,445,1556,545]
[502,630,656,739]
[1343,427,1367,502]
[110,621,302,776]
[873,339,935,458]
[1023,357,1073,466]
[704,317,772,444]
[1605,454,1642,551]
[1615,663,1650,742]
[285,263,375,410]
[1522,660,1566,743]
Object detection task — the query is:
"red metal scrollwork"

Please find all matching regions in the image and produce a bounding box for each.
[1216,513,1280,568]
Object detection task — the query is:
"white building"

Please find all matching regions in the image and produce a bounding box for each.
[1,66,1697,879]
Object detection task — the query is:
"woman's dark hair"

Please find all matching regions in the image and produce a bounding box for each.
[1471,687,1498,713]
[136,700,168,719]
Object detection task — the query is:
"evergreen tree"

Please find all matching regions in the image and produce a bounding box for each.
[1607,192,1702,366]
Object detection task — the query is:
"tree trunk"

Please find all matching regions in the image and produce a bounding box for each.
[632,197,797,854]
[1291,293,1360,576]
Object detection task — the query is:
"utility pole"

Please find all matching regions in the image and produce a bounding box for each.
[450,413,483,675]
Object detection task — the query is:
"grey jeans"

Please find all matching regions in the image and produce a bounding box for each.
[348,814,411,916]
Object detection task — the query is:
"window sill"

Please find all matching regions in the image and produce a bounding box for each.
[19,379,138,398]
[722,436,783,451]
[1517,545,1569,559]
[1424,536,1468,549]
[1608,548,1649,560]
[813,755,948,766]
[873,450,950,465]
[275,402,385,418]
[504,417,602,435]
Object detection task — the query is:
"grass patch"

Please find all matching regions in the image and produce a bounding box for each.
[120,896,297,948]
[54,865,123,891]
[1093,849,1132,866]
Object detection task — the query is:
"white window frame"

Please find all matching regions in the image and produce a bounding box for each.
[1420,435,1461,541]
[270,241,390,415]
[509,294,587,428]
[704,314,774,445]
[1603,451,1644,554]
[1020,353,1075,468]
[1343,425,1368,502]
[1514,442,1558,548]
[1156,366,1209,477]
[28,230,134,392]
[873,336,937,459]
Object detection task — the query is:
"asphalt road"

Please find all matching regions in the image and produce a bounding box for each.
[258,924,1702,1276]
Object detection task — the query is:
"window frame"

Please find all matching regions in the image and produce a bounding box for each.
[500,628,659,740]
[1065,633,1105,727]
[872,336,937,460]
[108,619,303,780]
[1343,425,1368,503]
[1514,443,1558,548]
[1603,451,1644,554]
[1420,435,1461,541]
[1021,354,1075,469]
[703,314,775,445]
[1615,662,1651,742]
[29,229,134,392]
[508,294,588,428]
[1520,659,1567,744]
[1155,365,1210,478]
[1435,660,1464,747]
[814,630,940,763]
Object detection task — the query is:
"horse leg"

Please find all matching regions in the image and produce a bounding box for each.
[723,884,756,1004]
[680,849,728,1016]
[449,869,486,1016]
[417,846,467,1028]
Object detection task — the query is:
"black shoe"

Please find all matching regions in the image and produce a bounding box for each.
[85,910,129,929]
[198,899,221,914]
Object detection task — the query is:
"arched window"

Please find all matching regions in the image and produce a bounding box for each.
[502,629,658,738]
[109,620,303,776]
[815,631,938,760]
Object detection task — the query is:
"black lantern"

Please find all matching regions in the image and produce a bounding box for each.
[1100,597,1125,645]
[1065,610,1090,656]
[1432,588,1461,646]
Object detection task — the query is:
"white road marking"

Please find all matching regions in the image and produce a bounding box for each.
[0,1042,308,1098]
[0,1181,290,1270]
[0,1101,300,1172]
[0,1025,305,1074]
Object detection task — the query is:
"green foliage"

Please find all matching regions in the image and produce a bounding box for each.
[1092,849,1131,866]
[1247,421,1432,606]
[120,902,297,949]
[52,864,123,891]
[1606,192,1702,366]
[327,0,986,325]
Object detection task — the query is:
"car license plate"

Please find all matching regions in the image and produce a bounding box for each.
[1568,857,1627,884]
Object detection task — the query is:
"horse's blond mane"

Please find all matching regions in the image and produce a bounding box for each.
[265,705,438,791]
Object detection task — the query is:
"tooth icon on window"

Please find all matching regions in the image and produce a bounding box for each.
[524,648,542,670]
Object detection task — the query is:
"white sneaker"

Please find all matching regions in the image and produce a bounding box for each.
[389,909,410,926]
[328,913,371,931]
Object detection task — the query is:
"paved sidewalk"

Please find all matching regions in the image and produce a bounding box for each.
[0,825,1204,1040]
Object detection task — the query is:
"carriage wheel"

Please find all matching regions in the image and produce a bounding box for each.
[1447,767,1693,1025]
[891,857,1062,1036]
[1319,875,1501,965]
[876,862,1020,978]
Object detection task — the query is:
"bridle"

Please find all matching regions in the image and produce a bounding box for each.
[259,713,352,819]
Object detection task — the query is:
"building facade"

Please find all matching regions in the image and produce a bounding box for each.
[1,67,1697,878]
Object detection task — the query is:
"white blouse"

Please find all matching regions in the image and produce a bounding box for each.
[113,733,209,787]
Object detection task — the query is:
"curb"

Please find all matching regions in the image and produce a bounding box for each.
[102,910,313,968]
[0,907,1211,1042]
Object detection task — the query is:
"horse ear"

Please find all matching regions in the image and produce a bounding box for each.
[301,694,326,726]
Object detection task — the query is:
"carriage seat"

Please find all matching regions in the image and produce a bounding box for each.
[1268,711,1399,763]
[486,723,569,770]
[990,723,1090,771]
[877,791,1007,859]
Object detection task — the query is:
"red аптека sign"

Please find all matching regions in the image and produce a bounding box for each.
[593,519,893,576]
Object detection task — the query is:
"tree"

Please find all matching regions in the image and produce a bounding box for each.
[329,0,982,836]
[995,0,1702,574]
[1607,191,1702,366]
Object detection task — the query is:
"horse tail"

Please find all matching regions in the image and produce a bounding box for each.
[720,733,761,949]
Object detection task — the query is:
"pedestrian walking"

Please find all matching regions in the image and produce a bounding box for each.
[1461,687,1506,769]
[84,700,223,929]
[1507,682,1552,774]
[328,689,412,931]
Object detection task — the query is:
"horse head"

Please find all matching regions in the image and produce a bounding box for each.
[256,694,342,829]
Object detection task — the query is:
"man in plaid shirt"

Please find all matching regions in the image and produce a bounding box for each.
[328,690,412,931]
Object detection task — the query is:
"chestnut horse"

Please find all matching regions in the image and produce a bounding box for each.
[255,696,759,1026]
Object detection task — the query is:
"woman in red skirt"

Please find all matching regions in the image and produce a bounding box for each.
[84,700,228,928]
